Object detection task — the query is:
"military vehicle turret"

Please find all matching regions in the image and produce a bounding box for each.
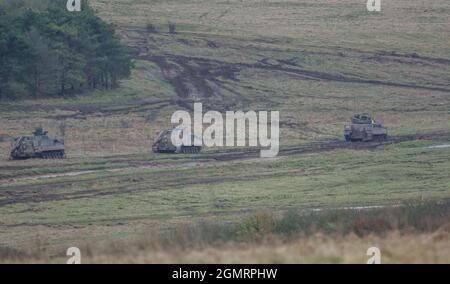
[152,129,202,154]
[10,128,65,160]
[344,114,388,142]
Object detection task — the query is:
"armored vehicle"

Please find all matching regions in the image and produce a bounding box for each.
[152,129,202,154]
[10,128,65,160]
[344,114,388,142]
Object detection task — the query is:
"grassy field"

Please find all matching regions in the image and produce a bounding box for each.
[1,140,449,261]
[0,0,449,263]
[4,232,449,264]
[2,202,449,263]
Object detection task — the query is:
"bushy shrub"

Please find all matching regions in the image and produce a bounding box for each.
[236,212,278,241]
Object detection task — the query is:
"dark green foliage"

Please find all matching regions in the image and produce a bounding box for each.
[274,200,450,237]
[0,0,132,100]
[156,200,450,248]
[0,245,29,260]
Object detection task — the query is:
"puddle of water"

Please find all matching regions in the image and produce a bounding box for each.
[21,170,97,181]
[4,162,201,183]
[427,144,450,149]
[312,204,400,212]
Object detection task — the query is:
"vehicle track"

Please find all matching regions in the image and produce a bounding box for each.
[1,131,449,207]
[127,29,450,107]
[3,131,450,183]
[211,131,450,161]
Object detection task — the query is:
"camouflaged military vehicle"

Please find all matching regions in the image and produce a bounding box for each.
[152,129,202,154]
[344,114,388,142]
[10,128,65,160]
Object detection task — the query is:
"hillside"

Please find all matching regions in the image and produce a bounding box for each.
[0,0,449,263]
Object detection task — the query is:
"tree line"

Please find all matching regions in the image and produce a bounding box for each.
[0,0,132,100]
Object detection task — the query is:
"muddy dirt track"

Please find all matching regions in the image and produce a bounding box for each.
[1,131,449,208]
[139,53,450,102]
[211,131,450,161]
[125,28,450,110]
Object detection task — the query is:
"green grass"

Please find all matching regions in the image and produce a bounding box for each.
[1,200,449,263]
[0,141,449,251]
[0,0,450,258]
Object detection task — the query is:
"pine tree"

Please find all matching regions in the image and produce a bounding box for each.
[0,0,132,100]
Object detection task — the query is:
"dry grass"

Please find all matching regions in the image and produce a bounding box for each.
[3,231,449,264]
[92,0,450,57]
[2,201,449,264]
[89,231,450,264]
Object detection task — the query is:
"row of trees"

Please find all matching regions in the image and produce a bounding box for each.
[0,0,132,100]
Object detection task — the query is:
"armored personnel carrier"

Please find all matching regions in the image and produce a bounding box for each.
[152,129,202,154]
[344,114,388,142]
[10,128,65,160]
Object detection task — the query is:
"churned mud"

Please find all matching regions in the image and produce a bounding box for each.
[127,29,450,108]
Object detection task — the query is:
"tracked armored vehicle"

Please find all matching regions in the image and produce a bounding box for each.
[10,128,65,160]
[344,114,388,142]
[152,129,202,154]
